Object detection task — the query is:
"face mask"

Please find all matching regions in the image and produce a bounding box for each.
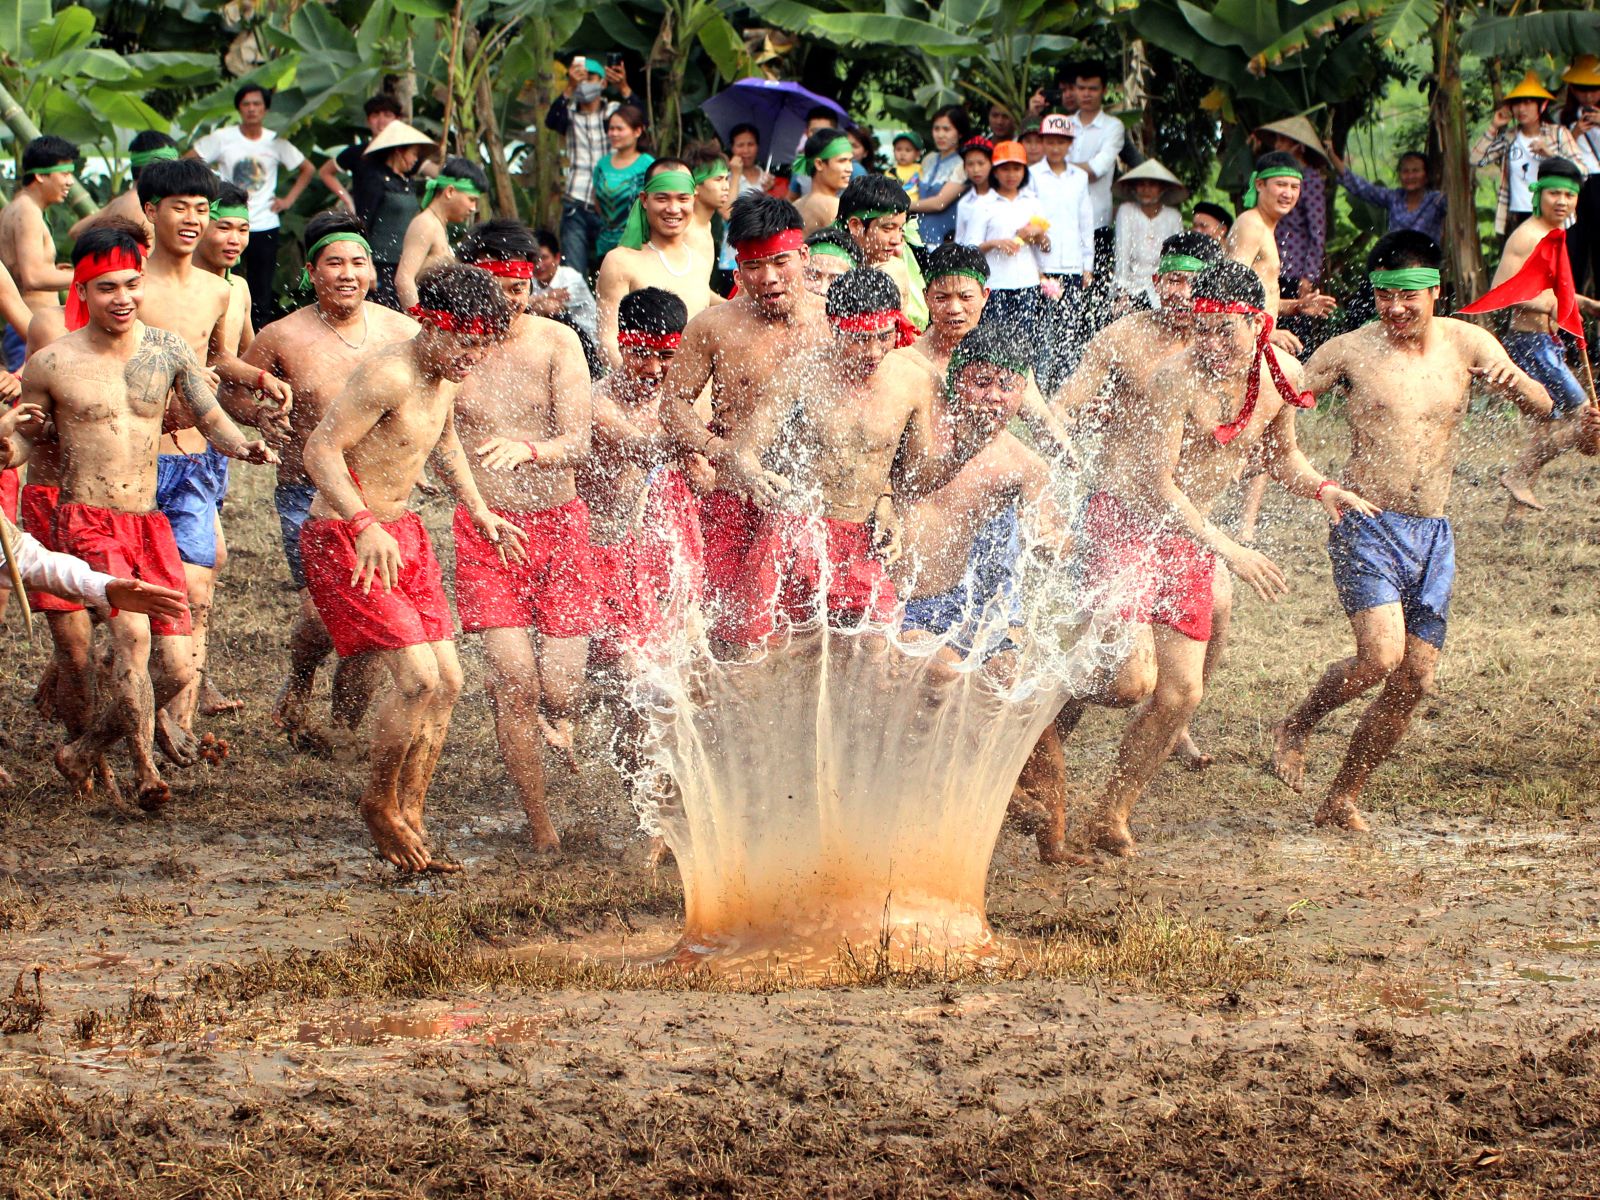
[575,81,604,104]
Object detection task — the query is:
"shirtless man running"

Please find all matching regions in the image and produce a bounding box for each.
[595,160,719,367]
[9,224,276,809]
[299,263,523,873]
[450,220,596,853]
[1270,232,1555,832]
[394,157,485,310]
[0,136,77,369]
[836,175,916,313]
[225,211,419,751]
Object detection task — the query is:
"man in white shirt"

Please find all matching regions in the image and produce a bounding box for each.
[530,228,599,340]
[1030,115,1095,392]
[191,85,313,330]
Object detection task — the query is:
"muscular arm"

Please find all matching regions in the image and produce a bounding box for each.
[1224,213,1266,271]
[1051,326,1117,424]
[302,368,396,519]
[1017,385,1076,465]
[5,355,55,468]
[217,326,283,426]
[1299,336,1347,399]
[11,210,71,293]
[1260,405,1329,498]
[394,219,440,310]
[1466,323,1553,418]
[594,253,629,368]
[176,341,264,458]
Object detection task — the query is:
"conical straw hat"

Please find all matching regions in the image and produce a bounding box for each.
[1503,70,1555,102]
[1113,158,1188,204]
[364,119,436,157]
[1562,55,1600,88]
[1256,115,1329,164]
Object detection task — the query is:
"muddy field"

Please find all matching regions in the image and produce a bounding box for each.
[2,411,1599,1198]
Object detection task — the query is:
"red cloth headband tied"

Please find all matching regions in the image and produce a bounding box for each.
[476,259,535,280]
[617,330,683,351]
[65,246,144,331]
[830,308,918,348]
[1190,297,1315,444]
[407,304,499,336]
[733,228,806,264]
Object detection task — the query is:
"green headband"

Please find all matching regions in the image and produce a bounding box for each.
[618,169,697,250]
[298,231,372,287]
[1243,165,1304,208]
[1531,175,1582,199]
[211,204,249,221]
[692,159,729,185]
[1157,253,1209,274]
[30,162,75,176]
[130,146,180,168]
[931,267,989,288]
[947,342,1031,393]
[809,240,856,265]
[421,174,484,210]
[840,207,900,225]
[1368,267,1440,290]
[793,135,852,177]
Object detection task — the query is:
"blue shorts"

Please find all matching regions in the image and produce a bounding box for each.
[155,446,231,569]
[275,480,317,589]
[2,324,24,372]
[1328,510,1454,649]
[1505,331,1587,416]
[902,508,1023,658]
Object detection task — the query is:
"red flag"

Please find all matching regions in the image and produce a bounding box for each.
[1459,228,1585,347]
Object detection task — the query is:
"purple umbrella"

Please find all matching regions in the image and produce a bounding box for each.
[700,78,850,170]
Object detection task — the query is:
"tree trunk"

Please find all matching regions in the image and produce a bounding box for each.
[394,33,417,121]
[0,78,97,219]
[1431,3,1485,301]
[465,26,517,219]
[438,0,464,157]
[518,19,563,232]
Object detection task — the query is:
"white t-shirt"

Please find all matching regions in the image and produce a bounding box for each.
[954,188,994,247]
[1068,110,1126,228]
[1507,132,1536,214]
[1031,163,1095,275]
[979,192,1046,290]
[194,125,307,232]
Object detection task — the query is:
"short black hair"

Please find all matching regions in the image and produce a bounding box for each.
[1191,200,1233,230]
[1192,260,1266,310]
[825,268,901,319]
[924,242,988,285]
[729,122,759,146]
[234,84,271,110]
[805,105,839,124]
[21,135,78,186]
[136,158,221,207]
[415,263,514,337]
[805,226,864,267]
[646,156,693,181]
[618,286,689,336]
[533,229,560,258]
[1539,155,1583,184]
[1069,60,1108,86]
[72,220,146,268]
[458,218,538,264]
[437,156,490,194]
[364,94,401,118]
[1159,230,1223,264]
[1367,230,1442,273]
[1253,150,1301,175]
[837,174,910,224]
[683,141,727,174]
[304,210,369,264]
[127,130,178,183]
[215,181,250,212]
[728,192,802,245]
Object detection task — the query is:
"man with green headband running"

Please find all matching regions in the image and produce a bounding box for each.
[0,136,78,369]
[595,158,717,368]
[69,131,180,245]
[395,156,487,310]
[1269,231,1553,834]
[195,182,253,363]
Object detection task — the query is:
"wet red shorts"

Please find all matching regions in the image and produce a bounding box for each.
[1076,491,1214,641]
[699,487,759,604]
[53,502,191,636]
[723,511,897,644]
[301,510,452,657]
[590,471,705,659]
[452,498,599,637]
[20,484,82,614]
[0,467,17,522]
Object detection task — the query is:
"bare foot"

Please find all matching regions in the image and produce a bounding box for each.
[32,663,57,721]
[1172,728,1213,772]
[272,685,334,757]
[95,757,135,816]
[199,675,244,716]
[539,715,580,774]
[525,817,561,855]
[53,744,94,802]
[1087,816,1139,859]
[1269,719,1307,794]
[421,857,464,874]
[361,796,432,872]
[1035,827,1095,867]
[1498,469,1545,512]
[136,778,172,812]
[1313,795,1371,833]
[155,712,199,767]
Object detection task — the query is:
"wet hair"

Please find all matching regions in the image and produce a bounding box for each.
[925,242,989,285]
[72,220,147,268]
[1367,230,1442,273]
[234,84,271,110]
[837,174,910,224]
[458,218,538,264]
[21,135,78,186]
[1538,155,1583,185]
[949,322,1029,381]
[609,104,651,153]
[1070,60,1109,87]
[803,127,850,168]
[1253,150,1301,175]
[930,105,973,144]
[136,158,221,207]
[79,214,150,252]
[1191,260,1267,310]
[128,130,178,183]
[533,229,560,258]
[824,268,902,319]
[728,192,803,244]
[437,156,490,194]
[364,94,401,118]
[805,226,864,267]
[303,209,369,263]
[618,286,689,336]
[1191,200,1233,230]
[414,263,514,337]
[1160,230,1223,265]
[683,141,728,175]
[728,123,759,147]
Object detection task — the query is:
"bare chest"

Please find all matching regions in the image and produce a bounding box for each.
[141,278,227,360]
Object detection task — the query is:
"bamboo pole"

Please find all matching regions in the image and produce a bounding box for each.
[0,78,98,220]
[0,516,34,639]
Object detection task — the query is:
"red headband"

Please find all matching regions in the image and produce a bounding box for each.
[618,330,683,351]
[831,308,918,348]
[733,228,806,264]
[65,246,145,331]
[1191,297,1314,444]
[476,259,535,279]
[407,304,500,337]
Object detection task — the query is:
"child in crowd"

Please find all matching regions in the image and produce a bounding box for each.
[890,132,923,203]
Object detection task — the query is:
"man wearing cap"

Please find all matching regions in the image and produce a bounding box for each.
[1270,232,1552,834]
[595,160,717,368]
[395,156,487,310]
[1494,158,1600,515]
[1033,115,1095,391]
[1559,56,1600,291]
[322,109,433,310]
[1472,70,1585,238]
[546,56,632,276]
[0,136,78,368]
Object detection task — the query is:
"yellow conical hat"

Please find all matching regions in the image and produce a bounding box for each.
[1504,70,1555,102]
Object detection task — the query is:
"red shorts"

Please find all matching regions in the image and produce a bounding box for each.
[1076,491,1214,641]
[301,510,453,657]
[452,499,599,637]
[724,511,897,644]
[53,502,191,636]
[0,467,17,522]
[20,484,82,614]
[699,488,759,604]
[590,471,705,659]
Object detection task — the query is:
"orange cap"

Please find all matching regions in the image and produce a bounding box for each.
[991,140,1028,166]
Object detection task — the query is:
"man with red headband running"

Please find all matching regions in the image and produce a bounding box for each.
[9,223,278,811]
[299,263,523,874]
[653,193,830,630]
[1067,261,1376,859]
[448,220,595,854]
